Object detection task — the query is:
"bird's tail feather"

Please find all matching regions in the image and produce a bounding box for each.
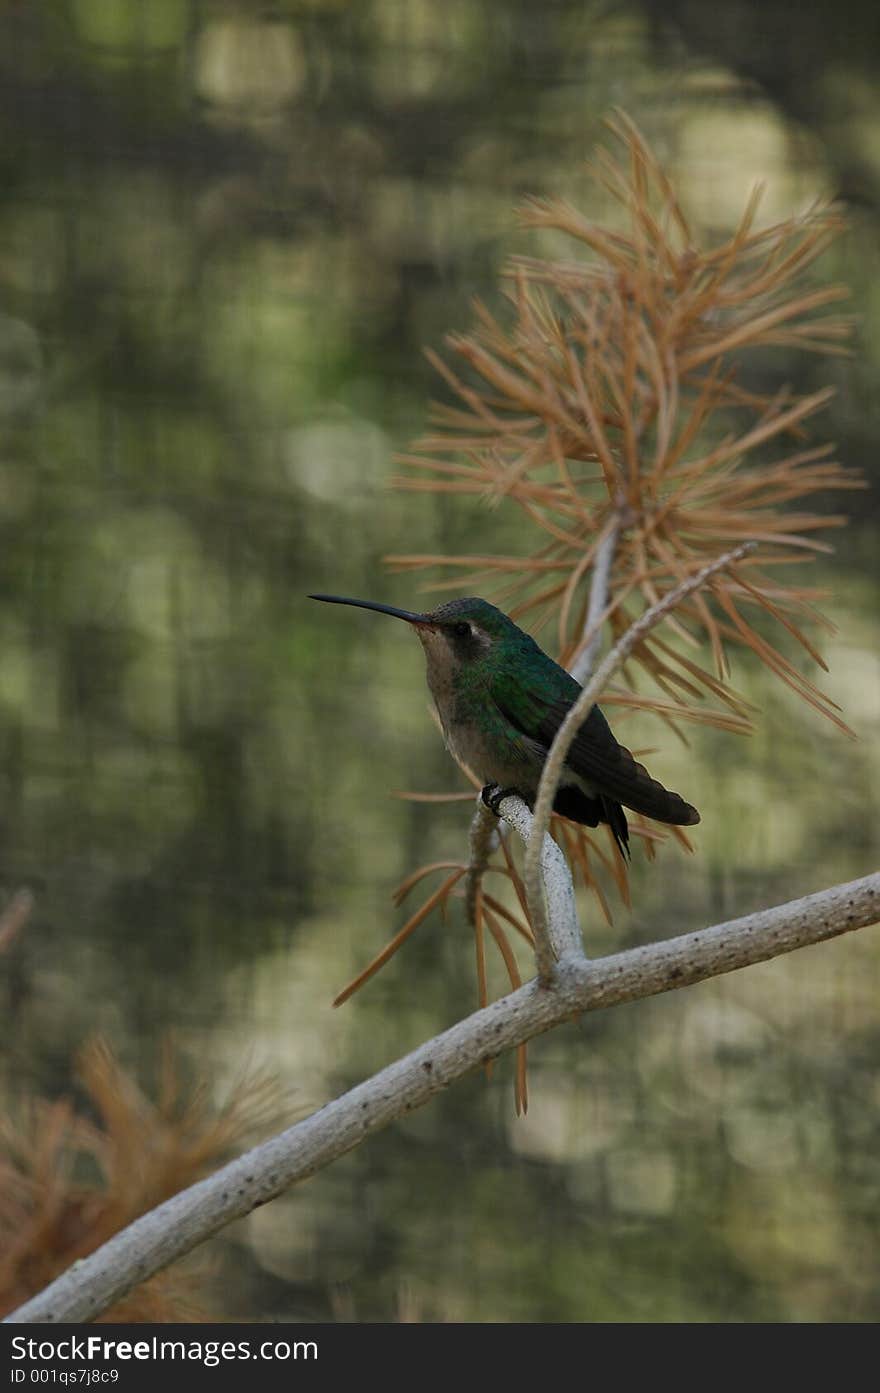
[552,785,630,860]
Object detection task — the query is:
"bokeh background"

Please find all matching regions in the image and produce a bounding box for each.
[1,0,878,1322]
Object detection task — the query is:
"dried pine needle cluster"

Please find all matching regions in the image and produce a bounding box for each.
[334,115,860,1108]
[392,115,858,718]
[0,1036,278,1320]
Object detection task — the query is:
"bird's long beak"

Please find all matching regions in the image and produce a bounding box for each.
[308,594,430,625]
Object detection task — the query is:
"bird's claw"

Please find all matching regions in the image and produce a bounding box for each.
[481,783,518,816]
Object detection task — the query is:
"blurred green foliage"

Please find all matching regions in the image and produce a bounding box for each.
[0,0,877,1322]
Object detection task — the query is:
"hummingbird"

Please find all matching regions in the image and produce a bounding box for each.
[308,594,700,858]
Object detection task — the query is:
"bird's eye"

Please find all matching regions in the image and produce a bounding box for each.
[452,621,471,639]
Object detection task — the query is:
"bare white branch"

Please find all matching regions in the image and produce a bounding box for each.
[568,519,620,686]
[523,542,756,969]
[6,868,878,1325]
[488,792,581,963]
[464,797,499,925]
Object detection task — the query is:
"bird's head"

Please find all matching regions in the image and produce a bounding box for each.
[308,593,522,678]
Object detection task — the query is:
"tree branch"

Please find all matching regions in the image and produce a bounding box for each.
[6,869,878,1324]
[464,798,499,926]
[484,791,581,964]
[568,518,620,686]
[523,542,756,973]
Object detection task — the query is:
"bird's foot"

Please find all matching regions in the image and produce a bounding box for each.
[480,783,519,817]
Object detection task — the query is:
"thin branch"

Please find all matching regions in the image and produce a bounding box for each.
[7,871,878,1324]
[569,518,620,685]
[488,794,581,971]
[523,541,757,972]
[464,797,500,926]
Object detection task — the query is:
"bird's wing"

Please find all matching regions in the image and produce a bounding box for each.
[491,671,699,827]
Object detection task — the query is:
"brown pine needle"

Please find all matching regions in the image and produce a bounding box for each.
[473,887,492,1081]
[392,861,467,907]
[497,828,533,926]
[482,893,536,948]
[515,1044,529,1117]
[473,887,489,1012]
[558,821,614,923]
[669,825,696,853]
[602,690,752,735]
[729,571,829,669]
[483,905,528,1114]
[333,868,466,1007]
